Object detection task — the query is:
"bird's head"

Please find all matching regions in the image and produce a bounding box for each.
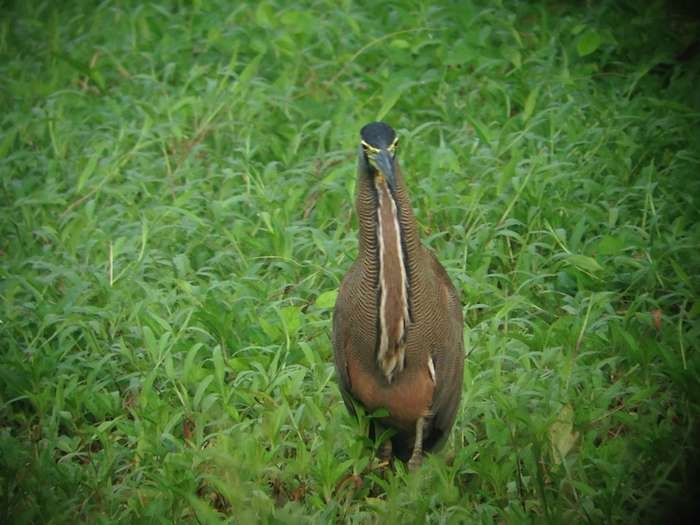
[360,121,399,190]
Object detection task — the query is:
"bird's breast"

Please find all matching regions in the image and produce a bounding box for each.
[347,352,435,431]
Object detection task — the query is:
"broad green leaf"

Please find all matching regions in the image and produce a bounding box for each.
[259,317,279,339]
[549,404,579,464]
[377,80,410,121]
[689,301,700,319]
[143,325,158,361]
[390,39,410,49]
[464,114,492,148]
[523,86,539,122]
[183,343,204,383]
[502,47,522,69]
[595,235,625,256]
[0,127,18,158]
[164,351,175,380]
[238,54,263,87]
[571,23,587,35]
[298,341,319,367]
[670,258,690,288]
[255,3,273,27]
[444,41,474,66]
[193,375,214,408]
[279,305,301,335]
[77,155,98,192]
[212,345,225,390]
[432,145,460,172]
[139,369,158,410]
[564,254,604,273]
[577,31,602,56]
[315,289,338,309]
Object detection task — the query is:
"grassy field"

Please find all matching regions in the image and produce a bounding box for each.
[2,1,700,523]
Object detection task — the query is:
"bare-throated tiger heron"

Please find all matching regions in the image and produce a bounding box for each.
[332,122,465,469]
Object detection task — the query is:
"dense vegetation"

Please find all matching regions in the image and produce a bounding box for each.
[2,1,699,522]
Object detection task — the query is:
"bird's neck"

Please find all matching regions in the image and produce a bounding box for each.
[356,162,421,383]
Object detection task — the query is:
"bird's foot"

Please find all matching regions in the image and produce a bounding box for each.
[377,459,391,470]
[408,416,426,471]
[407,452,423,471]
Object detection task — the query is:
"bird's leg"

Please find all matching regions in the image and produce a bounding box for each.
[378,440,393,462]
[374,422,393,462]
[407,416,425,471]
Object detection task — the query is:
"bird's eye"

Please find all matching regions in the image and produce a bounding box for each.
[361,140,380,156]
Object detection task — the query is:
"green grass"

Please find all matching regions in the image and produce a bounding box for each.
[2,0,700,522]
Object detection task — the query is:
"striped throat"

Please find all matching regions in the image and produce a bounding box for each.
[374,173,412,383]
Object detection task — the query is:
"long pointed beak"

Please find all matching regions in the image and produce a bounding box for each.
[373,149,396,190]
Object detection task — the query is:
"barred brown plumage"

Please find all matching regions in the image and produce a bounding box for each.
[332,122,465,469]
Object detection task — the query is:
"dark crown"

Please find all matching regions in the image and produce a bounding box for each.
[360,122,396,149]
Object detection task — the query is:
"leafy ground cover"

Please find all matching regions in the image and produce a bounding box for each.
[1,1,699,522]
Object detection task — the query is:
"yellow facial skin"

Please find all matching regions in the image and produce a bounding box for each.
[362,137,399,187]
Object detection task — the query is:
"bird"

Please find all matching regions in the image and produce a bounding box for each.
[332,121,465,469]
